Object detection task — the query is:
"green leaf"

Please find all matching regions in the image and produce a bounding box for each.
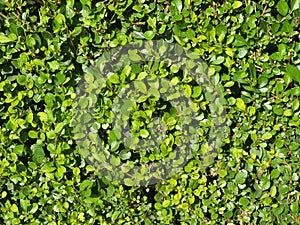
[78,97,89,108]
[232,1,243,9]
[28,130,38,139]
[55,72,66,84]
[238,48,248,58]
[218,169,227,178]
[54,122,65,133]
[270,186,277,197]
[44,93,55,107]
[111,211,120,222]
[67,0,74,7]
[172,0,183,12]
[192,86,202,98]
[262,132,272,140]
[284,71,292,85]
[128,49,142,61]
[0,0,7,5]
[0,33,16,43]
[30,203,38,214]
[233,34,247,47]
[110,155,121,166]
[53,13,66,32]
[80,0,90,5]
[170,64,180,73]
[224,81,235,87]
[236,98,246,111]
[283,109,293,117]
[239,197,249,207]
[41,164,56,173]
[26,36,36,47]
[216,24,227,42]
[131,31,144,39]
[20,199,27,212]
[134,80,147,94]
[186,29,196,39]
[17,75,26,85]
[120,150,131,160]
[46,130,56,139]
[167,117,177,126]
[148,87,160,97]
[211,56,225,65]
[278,184,289,194]
[108,73,120,84]
[106,185,115,197]
[11,204,19,212]
[271,169,280,179]
[286,64,300,83]
[109,39,118,48]
[263,197,272,206]
[80,179,93,191]
[144,30,155,40]
[292,99,299,111]
[31,144,45,165]
[73,167,80,175]
[14,145,25,155]
[258,76,268,87]
[291,0,300,10]
[124,178,135,186]
[277,0,289,16]
[139,129,149,138]
[235,170,248,184]
[84,73,94,83]
[147,17,156,29]
[48,60,60,71]
[291,202,299,213]
[273,205,284,216]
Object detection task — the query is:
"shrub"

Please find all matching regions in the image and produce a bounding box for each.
[0,0,299,224]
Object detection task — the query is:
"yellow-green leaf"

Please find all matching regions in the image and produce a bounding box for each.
[262,132,272,140]
[236,98,246,111]
[0,33,16,43]
[232,1,243,9]
[270,186,277,197]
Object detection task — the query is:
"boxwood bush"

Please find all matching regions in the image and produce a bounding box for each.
[0,0,299,224]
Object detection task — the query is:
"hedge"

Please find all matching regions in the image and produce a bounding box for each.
[0,0,299,224]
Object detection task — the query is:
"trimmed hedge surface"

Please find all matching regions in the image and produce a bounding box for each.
[0,0,300,224]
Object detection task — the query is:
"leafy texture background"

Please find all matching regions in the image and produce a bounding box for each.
[0,0,299,224]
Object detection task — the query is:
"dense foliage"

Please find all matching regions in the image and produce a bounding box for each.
[0,0,299,224]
